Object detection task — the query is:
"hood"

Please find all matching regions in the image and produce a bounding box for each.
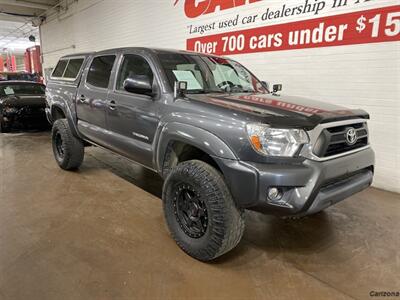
[0,95,46,108]
[184,93,369,129]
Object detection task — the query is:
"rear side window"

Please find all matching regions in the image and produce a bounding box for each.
[52,60,68,77]
[63,58,84,79]
[86,55,116,89]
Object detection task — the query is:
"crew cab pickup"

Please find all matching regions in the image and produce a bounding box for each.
[46,47,374,261]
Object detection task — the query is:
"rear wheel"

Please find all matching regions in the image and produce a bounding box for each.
[163,160,245,261]
[51,119,84,170]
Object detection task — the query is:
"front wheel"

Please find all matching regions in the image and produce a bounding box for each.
[51,119,84,170]
[162,160,245,261]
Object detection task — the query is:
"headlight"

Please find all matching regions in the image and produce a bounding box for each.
[4,107,18,114]
[246,123,309,157]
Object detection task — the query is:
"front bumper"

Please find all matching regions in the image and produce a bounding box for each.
[215,147,374,216]
[2,107,49,128]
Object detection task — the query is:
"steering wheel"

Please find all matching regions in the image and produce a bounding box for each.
[217,81,234,89]
[218,81,245,93]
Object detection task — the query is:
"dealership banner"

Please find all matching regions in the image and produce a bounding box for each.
[182,2,400,55]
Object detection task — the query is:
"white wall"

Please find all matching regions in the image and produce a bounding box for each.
[40,0,400,193]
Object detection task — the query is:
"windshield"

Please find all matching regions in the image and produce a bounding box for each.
[157,53,268,94]
[0,84,45,97]
[0,73,35,81]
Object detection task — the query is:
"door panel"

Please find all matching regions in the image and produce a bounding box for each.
[106,54,160,168]
[106,92,159,167]
[76,85,109,127]
[76,55,116,145]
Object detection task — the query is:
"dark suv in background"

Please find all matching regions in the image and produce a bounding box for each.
[0,81,47,132]
[0,72,41,82]
[45,48,374,261]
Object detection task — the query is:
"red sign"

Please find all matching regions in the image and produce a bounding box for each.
[178,0,261,18]
[187,5,400,55]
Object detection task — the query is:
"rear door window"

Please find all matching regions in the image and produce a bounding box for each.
[63,58,84,79]
[52,60,68,77]
[86,55,116,89]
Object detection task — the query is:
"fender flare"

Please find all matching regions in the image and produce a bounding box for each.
[155,122,237,173]
[50,103,81,138]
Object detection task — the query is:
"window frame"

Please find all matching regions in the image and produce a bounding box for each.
[85,54,117,90]
[112,52,160,99]
[50,59,68,79]
[114,54,155,93]
[63,58,85,80]
[50,56,86,81]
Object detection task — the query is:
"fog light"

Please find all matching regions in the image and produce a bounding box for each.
[267,187,283,202]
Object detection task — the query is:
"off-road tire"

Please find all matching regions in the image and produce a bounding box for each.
[52,119,84,170]
[163,160,245,261]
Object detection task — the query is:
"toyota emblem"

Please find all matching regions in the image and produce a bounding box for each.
[345,128,357,145]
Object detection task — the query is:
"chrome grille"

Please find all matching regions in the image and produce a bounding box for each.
[313,122,369,158]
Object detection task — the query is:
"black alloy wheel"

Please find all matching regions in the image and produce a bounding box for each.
[51,119,84,170]
[173,183,208,239]
[163,160,245,261]
[54,132,65,159]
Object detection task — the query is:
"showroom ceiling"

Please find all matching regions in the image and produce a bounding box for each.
[0,0,58,53]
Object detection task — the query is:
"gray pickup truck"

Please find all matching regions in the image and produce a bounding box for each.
[46,47,374,261]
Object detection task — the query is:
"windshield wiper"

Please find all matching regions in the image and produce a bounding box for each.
[237,90,255,93]
[186,90,206,94]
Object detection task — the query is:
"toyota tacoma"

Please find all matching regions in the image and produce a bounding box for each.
[46,48,374,261]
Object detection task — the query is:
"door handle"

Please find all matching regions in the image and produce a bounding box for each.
[108,100,117,110]
[79,95,86,103]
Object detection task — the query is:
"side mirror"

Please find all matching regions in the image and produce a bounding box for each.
[123,75,153,96]
[273,84,282,93]
[174,81,188,99]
